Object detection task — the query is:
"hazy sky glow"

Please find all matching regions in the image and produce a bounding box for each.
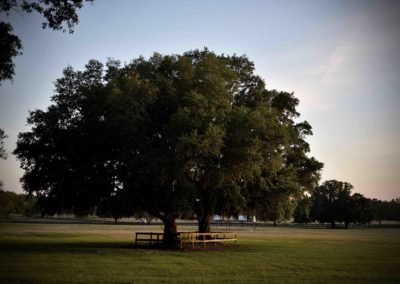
[0,0,399,200]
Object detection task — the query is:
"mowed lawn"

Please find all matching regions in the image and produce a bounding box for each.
[0,223,399,283]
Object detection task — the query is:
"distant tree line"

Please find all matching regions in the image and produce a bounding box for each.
[293,180,400,228]
[1,184,399,228]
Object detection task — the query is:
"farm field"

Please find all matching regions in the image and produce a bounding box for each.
[0,223,399,283]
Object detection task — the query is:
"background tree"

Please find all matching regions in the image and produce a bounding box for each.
[22,193,39,217]
[310,180,353,228]
[0,0,95,84]
[371,198,400,223]
[0,190,16,218]
[0,189,38,218]
[347,193,373,225]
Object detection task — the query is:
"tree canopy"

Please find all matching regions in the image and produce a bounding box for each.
[310,180,353,228]
[14,49,323,246]
[0,0,95,84]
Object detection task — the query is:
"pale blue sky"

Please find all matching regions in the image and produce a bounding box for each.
[0,0,399,200]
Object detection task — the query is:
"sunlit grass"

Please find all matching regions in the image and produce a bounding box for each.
[0,223,399,283]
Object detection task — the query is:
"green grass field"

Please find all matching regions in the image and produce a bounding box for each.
[0,223,399,283]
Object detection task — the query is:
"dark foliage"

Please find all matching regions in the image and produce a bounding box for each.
[0,0,94,84]
[0,22,22,82]
[370,198,400,222]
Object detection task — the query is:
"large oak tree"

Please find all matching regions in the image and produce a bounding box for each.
[15,49,322,246]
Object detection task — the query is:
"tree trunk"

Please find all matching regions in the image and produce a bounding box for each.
[195,182,215,237]
[162,217,178,248]
[331,221,336,229]
[198,214,212,233]
[345,221,349,229]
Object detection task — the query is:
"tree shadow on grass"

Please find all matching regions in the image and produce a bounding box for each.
[0,241,136,255]
[0,240,252,254]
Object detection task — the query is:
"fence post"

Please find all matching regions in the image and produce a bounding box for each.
[135,233,137,247]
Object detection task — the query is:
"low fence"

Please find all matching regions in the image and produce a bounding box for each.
[135,232,164,246]
[135,231,237,248]
[180,232,237,248]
